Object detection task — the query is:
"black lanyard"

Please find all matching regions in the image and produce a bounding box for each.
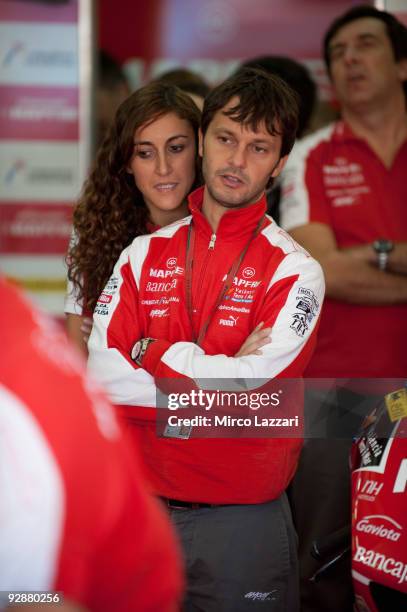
[185,215,265,346]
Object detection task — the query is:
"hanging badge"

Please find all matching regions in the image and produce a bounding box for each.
[385,388,407,422]
[163,422,193,439]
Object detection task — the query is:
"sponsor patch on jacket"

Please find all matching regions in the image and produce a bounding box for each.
[94,276,118,316]
[145,279,178,293]
[149,307,169,318]
[290,287,319,337]
[219,315,239,327]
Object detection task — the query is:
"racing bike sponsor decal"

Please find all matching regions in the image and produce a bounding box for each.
[356,515,402,542]
[353,545,407,584]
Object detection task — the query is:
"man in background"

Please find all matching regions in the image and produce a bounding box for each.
[280,5,407,611]
[154,67,211,110]
[237,55,317,223]
[97,50,130,145]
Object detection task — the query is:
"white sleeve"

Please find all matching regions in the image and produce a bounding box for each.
[0,385,64,596]
[279,124,335,231]
[64,276,84,315]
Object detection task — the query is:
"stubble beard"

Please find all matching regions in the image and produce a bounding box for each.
[202,157,265,210]
[205,179,265,209]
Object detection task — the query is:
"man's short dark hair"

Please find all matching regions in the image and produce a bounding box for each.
[238,56,316,137]
[201,68,299,158]
[323,4,407,74]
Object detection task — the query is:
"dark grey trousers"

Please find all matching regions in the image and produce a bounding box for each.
[168,493,299,612]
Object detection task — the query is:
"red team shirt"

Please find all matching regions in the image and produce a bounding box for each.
[281,121,407,378]
[88,187,325,504]
[0,278,182,611]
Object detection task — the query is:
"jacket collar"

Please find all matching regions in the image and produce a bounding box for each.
[188,185,268,242]
[332,120,360,143]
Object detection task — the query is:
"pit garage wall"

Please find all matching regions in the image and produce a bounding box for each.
[99,0,406,105]
[0,0,93,316]
[99,0,364,102]
[0,0,405,317]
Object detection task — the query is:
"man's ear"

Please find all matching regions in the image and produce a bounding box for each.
[198,128,204,157]
[271,154,289,179]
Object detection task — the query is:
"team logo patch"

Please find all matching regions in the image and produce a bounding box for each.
[94,276,119,316]
[290,287,319,337]
[242,266,255,279]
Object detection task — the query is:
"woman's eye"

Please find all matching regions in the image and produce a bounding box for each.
[136,150,153,159]
[169,144,185,153]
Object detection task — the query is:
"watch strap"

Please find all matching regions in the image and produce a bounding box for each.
[131,338,155,366]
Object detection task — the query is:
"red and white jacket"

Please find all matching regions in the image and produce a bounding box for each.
[88,187,325,504]
[1,279,182,611]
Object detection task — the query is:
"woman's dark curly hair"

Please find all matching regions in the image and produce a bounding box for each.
[67,82,201,313]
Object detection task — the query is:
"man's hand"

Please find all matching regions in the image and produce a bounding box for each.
[66,314,92,357]
[235,322,272,357]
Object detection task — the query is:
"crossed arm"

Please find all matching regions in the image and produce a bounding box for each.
[87,248,325,407]
[289,223,407,305]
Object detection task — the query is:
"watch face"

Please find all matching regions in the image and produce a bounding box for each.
[374,239,394,254]
[131,340,141,361]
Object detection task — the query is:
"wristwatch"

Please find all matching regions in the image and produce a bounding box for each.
[373,239,394,271]
[131,337,155,366]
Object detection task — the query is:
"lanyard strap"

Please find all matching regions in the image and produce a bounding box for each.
[185,215,265,346]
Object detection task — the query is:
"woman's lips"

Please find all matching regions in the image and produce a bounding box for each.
[154,182,178,192]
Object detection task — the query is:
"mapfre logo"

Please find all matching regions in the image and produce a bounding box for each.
[167,257,177,269]
[222,274,261,289]
[150,267,183,278]
[242,267,255,279]
[356,515,402,542]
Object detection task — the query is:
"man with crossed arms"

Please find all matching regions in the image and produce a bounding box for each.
[89,68,325,612]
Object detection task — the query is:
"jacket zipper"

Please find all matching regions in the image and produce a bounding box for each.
[193,233,217,325]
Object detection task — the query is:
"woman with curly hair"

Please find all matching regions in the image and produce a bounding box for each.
[65,82,201,354]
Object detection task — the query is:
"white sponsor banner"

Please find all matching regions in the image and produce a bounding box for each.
[0,22,78,87]
[0,141,80,202]
[0,254,66,277]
